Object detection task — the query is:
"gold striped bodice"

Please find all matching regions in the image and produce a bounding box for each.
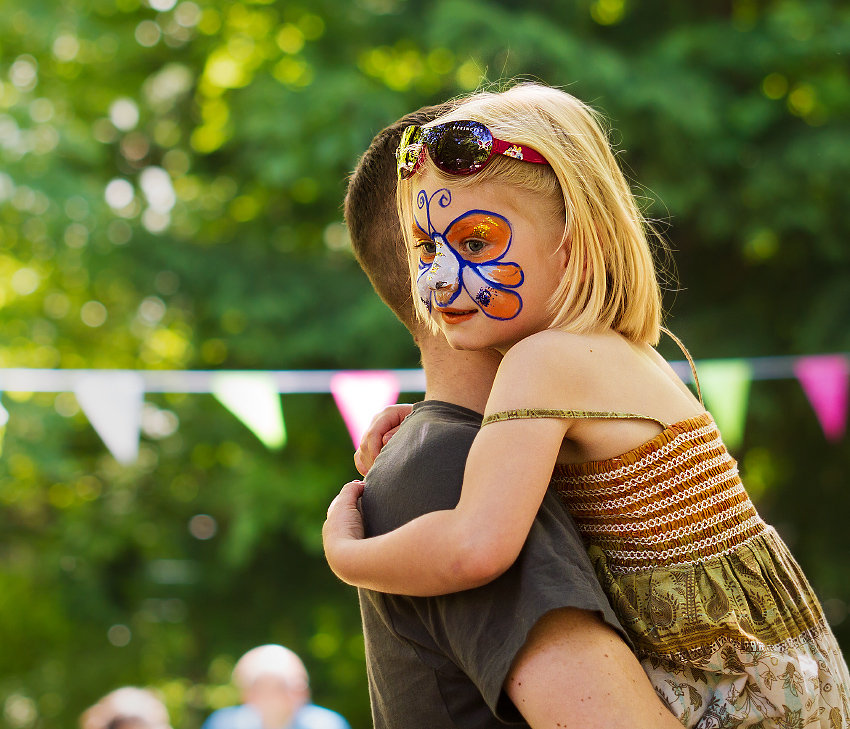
[550,413,767,573]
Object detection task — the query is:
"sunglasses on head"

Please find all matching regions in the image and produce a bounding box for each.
[396,120,549,180]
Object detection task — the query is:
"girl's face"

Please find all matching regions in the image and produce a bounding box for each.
[411,169,567,353]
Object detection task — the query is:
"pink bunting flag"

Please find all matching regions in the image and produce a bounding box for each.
[793,354,850,442]
[331,371,401,447]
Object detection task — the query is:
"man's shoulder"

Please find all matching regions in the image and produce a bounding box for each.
[295,703,351,729]
[377,400,480,464]
[362,401,481,534]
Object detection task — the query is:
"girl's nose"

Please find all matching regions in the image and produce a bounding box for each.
[426,240,459,297]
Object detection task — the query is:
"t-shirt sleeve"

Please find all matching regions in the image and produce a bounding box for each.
[412,490,628,722]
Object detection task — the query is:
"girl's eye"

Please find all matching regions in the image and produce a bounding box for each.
[416,240,436,255]
[465,239,487,254]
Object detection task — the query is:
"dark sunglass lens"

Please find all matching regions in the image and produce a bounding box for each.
[427,121,492,174]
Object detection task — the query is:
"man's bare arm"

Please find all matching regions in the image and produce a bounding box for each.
[505,608,681,729]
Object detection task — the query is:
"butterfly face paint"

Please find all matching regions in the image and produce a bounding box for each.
[414,188,524,320]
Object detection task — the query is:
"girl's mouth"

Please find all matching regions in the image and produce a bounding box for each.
[437,308,477,324]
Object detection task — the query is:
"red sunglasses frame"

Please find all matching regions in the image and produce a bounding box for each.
[397,120,549,180]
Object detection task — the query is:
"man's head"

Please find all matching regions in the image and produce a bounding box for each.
[344,103,455,337]
[233,645,310,728]
[79,688,171,729]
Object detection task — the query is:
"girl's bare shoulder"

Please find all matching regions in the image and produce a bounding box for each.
[502,329,614,371]
[489,330,607,410]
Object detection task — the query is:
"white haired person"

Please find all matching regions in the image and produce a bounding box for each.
[80,687,171,729]
[201,645,350,729]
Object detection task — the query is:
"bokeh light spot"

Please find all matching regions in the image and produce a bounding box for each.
[276,24,305,54]
[107,219,132,245]
[52,35,80,61]
[107,624,131,647]
[135,20,162,47]
[81,301,107,327]
[11,268,39,295]
[189,514,217,539]
[590,0,625,25]
[44,291,71,319]
[109,97,139,131]
[4,694,37,728]
[455,59,482,91]
[105,178,135,209]
[175,2,202,27]
[762,73,788,100]
[787,83,815,116]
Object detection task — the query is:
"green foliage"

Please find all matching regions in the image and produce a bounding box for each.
[0,0,849,727]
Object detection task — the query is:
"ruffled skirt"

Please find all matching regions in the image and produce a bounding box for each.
[589,528,850,728]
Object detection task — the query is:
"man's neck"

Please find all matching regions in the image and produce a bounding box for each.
[417,334,501,415]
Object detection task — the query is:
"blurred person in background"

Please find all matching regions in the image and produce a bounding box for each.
[201,644,350,729]
[79,687,172,729]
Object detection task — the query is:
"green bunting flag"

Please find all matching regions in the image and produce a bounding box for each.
[211,372,286,450]
[697,359,753,451]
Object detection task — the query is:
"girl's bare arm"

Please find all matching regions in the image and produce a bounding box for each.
[323,340,571,596]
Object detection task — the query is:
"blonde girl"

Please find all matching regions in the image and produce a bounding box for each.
[323,83,850,728]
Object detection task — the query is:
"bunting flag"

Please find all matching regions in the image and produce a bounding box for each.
[74,372,145,464]
[697,359,753,451]
[0,395,8,457]
[793,355,850,442]
[211,372,286,449]
[330,371,400,447]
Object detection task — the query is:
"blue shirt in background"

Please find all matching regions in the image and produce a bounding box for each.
[201,703,350,729]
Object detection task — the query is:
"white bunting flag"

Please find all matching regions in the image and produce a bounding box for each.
[74,372,145,464]
[0,395,8,457]
[330,371,400,448]
[211,372,286,450]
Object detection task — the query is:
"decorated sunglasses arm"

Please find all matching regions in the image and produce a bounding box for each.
[490,138,549,165]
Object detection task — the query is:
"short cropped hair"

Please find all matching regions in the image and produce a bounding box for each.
[399,83,664,345]
[344,103,455,334]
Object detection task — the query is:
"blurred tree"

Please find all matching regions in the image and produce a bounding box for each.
[0,0,848,727]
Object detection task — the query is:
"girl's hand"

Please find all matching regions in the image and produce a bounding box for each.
[354,403,414,476]
[323,480,366,578]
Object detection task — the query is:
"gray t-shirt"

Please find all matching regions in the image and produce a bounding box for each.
[358,400,626,729]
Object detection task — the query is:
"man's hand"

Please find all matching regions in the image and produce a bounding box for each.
[354,404,414,476]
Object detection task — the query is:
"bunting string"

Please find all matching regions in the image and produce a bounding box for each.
[0,354,846,462]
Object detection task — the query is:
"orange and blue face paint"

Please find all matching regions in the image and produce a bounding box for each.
[414,188,524,320]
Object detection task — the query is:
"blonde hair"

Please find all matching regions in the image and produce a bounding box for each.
[398,83,664,345]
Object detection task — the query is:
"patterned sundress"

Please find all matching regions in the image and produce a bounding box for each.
[482,408,850,728]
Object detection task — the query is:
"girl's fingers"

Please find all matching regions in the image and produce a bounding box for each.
[382,425,401,445]
[357,404,414,467]
[328,480,364,513]
[343,479,365,498]
[353,450,369,477]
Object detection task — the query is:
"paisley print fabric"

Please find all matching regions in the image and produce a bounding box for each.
[487,410,850,728]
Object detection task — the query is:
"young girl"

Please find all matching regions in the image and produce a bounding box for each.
[323,84,850,728]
